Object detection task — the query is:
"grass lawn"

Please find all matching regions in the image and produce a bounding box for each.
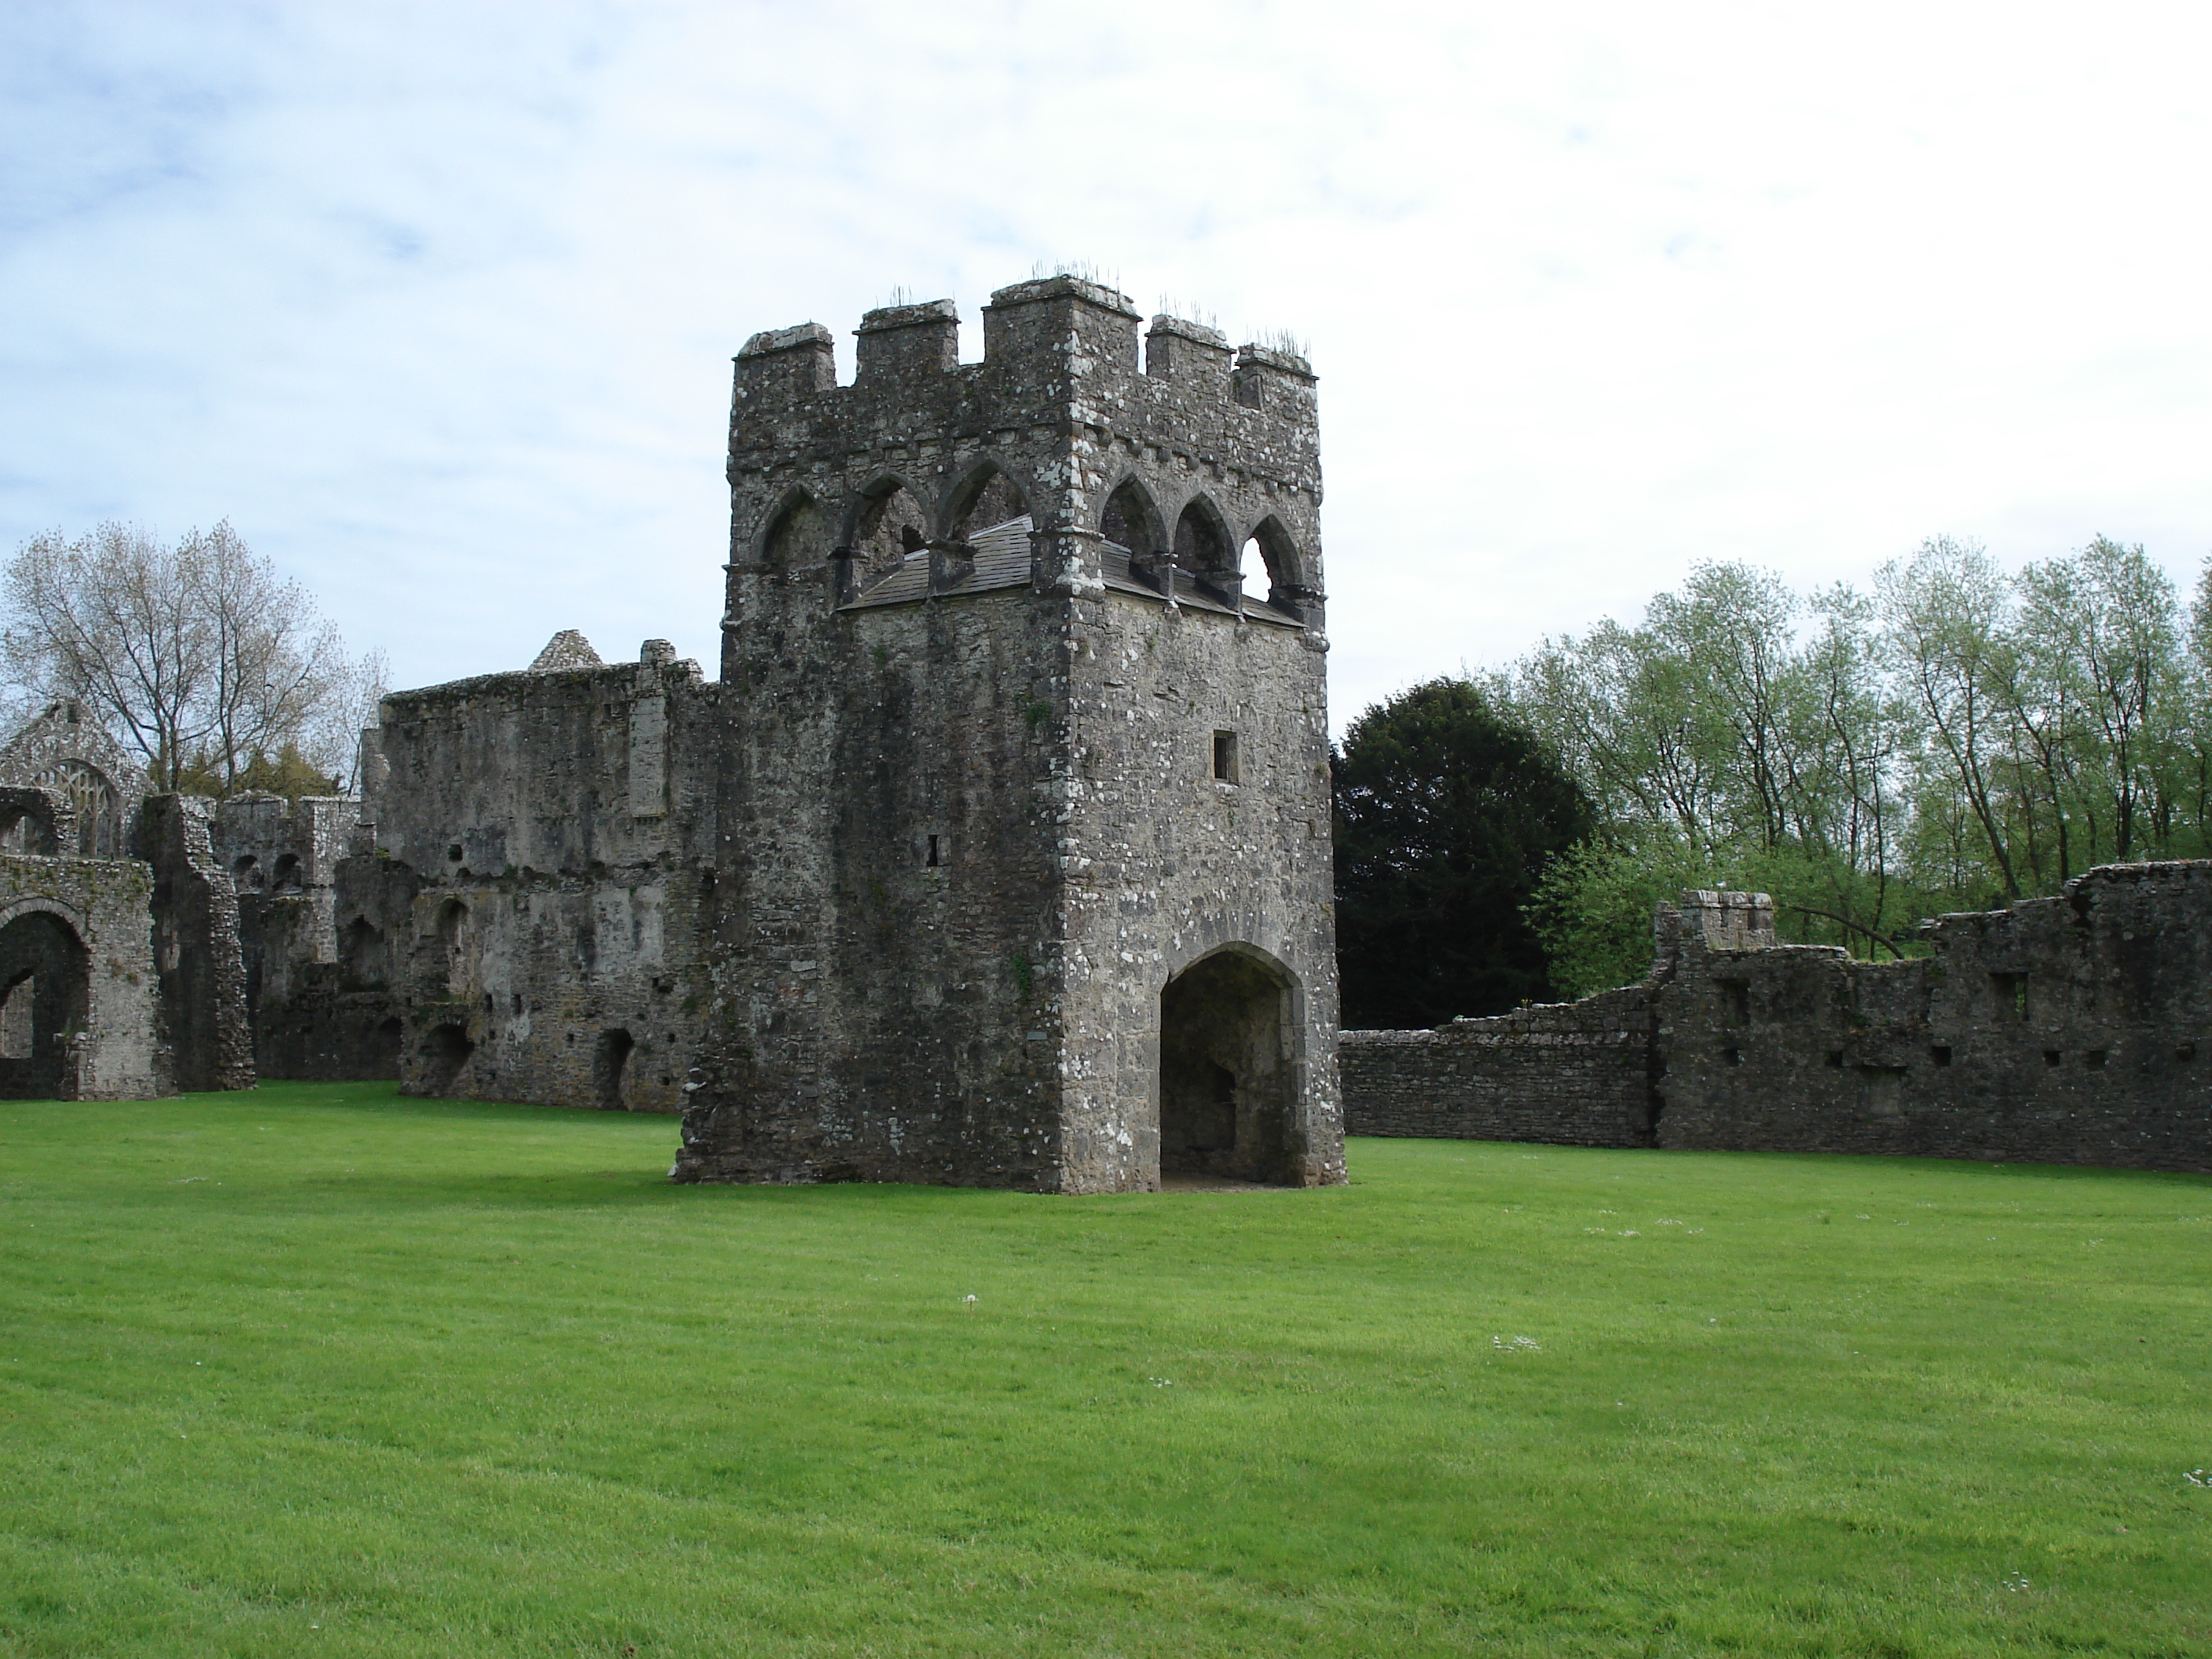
[2,1084,2207,1657]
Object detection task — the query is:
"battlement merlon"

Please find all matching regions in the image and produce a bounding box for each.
[727,277,1321,469]
[723,272,1325,633]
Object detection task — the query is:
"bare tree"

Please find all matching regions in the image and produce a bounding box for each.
[2,520,370,797]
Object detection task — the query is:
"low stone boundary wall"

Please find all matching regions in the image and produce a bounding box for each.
[1339,865,2212,1174]
[1341,984,1657,1147]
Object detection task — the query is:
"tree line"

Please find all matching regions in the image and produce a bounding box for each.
[1336,536,2212,1025]
[2,522,386,801]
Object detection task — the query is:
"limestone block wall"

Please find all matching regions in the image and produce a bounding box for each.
[683,591,1064,1185]
[134,796,255,1093]
[1055,588,1341,1190]
[0,853,164,1099]
[1341,985,1657,1148]
[1656,864,2212,1170]
[1339,866,2212,1174]
[350,642,720,1113]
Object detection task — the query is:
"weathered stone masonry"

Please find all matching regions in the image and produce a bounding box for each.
[1341,866,2212,1173]
[345,639,722,1115]
[0,274,1344,1181]
[672,276,1345,1191]
[0,720,251,1101]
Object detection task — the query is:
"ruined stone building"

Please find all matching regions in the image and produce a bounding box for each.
[13,268,2194,1180]
[1341,867,2212,1173]
[0,275,1346,1193]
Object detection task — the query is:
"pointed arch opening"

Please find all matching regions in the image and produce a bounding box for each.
[1171,496,1235,578]
[595,1027,635,1111]
[1245,515,1306,598]
[758,489,831,570]
[851,476,931,589]
[1101,478,1166,561]
[1158,946,1299,1186]
[943,463,1029,544]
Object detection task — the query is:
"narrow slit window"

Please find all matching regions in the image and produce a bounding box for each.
[926,834,942,868]
[1212,731,1239,783]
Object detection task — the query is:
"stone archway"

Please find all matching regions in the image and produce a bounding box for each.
[1158,947,1298,1185]
[0,910,90,1099]
[417,1022,474,1095]
[594,1028,635,1111]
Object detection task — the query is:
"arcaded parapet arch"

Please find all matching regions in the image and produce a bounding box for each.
[1170,493,1234,577]
[940,460,1030,542]
[1243,514,1320,618]
[847,474,932,592]
[1099,476,1167,563]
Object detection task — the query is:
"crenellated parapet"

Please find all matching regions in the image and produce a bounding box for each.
[724,276,1325,642]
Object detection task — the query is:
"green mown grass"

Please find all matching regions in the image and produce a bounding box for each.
[2,1084,2207,1657]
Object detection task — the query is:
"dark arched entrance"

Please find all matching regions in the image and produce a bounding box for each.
[417,1022,474,1095]
[0,910,91,1099]
[1159,947,1298,1185]
[594,1028,634,1111]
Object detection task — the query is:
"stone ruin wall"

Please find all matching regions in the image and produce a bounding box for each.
[336,641,722,1114]
[1339,863,2212,1174]
[0,844,164,1100]
[1338,983,1660,1148]
[0,699,146,858]
[212,793,378,1079]
[128,795,255,1094]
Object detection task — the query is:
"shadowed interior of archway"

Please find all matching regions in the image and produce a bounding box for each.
[1158,949,1297,1185]
[0,911,90,1099]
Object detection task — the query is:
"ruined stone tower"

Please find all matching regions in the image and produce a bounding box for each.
[670,276,1345,1192]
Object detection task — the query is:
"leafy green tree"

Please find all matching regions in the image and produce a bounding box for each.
[1332,679,1597,1027]
[1505,537,2197,998]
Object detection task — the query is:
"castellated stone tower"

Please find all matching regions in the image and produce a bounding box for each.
[671,276,1346,1192]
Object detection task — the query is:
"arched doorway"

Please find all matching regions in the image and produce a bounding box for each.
[1158,947,1298,1185]
[0,911,91,1099]
[594,1028,635,1111]
[417,1021,473,1095]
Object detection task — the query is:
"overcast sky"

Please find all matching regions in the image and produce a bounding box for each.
[5,2,2208,729]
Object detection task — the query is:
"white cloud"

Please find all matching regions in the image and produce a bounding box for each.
[3,0,2208,724]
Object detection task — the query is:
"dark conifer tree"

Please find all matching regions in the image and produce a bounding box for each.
[1332,679,1597,1028]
